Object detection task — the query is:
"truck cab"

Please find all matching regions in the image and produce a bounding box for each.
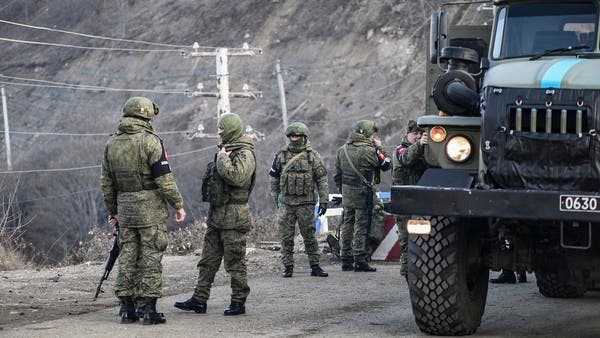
[388,0,600,335]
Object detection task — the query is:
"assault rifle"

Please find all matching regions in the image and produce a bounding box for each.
[93,229,119,300]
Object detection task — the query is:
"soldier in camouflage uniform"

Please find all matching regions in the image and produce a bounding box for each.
[392,120,428,278]
[175,113,256,316]
[269,122,329,278]
[101,97,186,324]
[334,120,391,272]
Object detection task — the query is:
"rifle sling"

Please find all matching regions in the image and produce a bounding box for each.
[343,145,372,188]
[281,150,307,175]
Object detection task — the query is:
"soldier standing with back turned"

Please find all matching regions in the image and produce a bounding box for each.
[101,97,186,325]
[392,120,428,279]
[334,120,391,272]
[269,122,329,278]
[175,112,256,316]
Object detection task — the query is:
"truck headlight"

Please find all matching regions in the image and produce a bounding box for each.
[445,135,472,162]
[429,126,446,143]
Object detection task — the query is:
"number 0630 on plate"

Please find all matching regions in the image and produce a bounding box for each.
[560,195,600,212]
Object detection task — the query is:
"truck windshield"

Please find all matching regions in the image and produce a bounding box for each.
[492,2,598,59]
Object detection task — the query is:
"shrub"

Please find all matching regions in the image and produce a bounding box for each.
[63,216,280,265]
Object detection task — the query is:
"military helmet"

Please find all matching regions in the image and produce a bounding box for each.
[122,97,159,120]
[285,122,309,137]
[353,120,378,137]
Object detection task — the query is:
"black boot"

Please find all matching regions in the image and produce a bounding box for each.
[341,260,354,271]
[282,265,293,278]
[118,299,125,317]
[224,299,246,316]
[136,303,146,319]
[490,269,516,284]
[310,265,328,277]
[142,297,166,325]
[119,296,139,324]
[354,261,377,272]
[174,296,207,313]
[518,270,527,283]
[134,297,146,319]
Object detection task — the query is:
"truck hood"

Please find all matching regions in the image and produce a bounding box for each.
[483,58,600,89]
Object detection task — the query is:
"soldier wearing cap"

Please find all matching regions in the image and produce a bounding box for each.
[269,122,329,278]
[334,120,391,272]
[392,119,429,279]
[101,97,186,324]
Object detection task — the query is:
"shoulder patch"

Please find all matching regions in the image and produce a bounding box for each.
[396,145,407,162]
[396,146,407,155]
[314,165,327,178]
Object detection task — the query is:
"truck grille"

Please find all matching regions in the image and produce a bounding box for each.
[508,107,588,134]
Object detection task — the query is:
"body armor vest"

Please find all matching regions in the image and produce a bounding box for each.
[279,150,315,197]
[106,132,158,193]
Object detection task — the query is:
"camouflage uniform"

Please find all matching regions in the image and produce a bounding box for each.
[269,122,329,277]
[101,97,184,323]
[334,120,391,270]
[392,120,428,276]
[184,113,256,315]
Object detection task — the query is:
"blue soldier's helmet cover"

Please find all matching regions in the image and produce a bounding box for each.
[217,113,244,143]
[353,120,378,137]
[122,96,159,120]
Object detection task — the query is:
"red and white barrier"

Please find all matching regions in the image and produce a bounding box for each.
[370,214,401,261]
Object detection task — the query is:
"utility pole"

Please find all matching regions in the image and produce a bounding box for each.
[187,45,262,124]
[1,87,12,171]
[275,59,288,132]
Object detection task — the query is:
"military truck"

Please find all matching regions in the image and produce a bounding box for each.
[388,0,600,335]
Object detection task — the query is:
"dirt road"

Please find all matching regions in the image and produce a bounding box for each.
[2,251,600,337]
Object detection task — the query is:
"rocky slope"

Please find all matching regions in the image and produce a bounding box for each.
[0,0,489,262]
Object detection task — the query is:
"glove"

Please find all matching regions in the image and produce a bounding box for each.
[419,133,429,146]
[317,203,328,216]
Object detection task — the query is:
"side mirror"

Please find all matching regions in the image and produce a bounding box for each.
[480,58,490,71]
[429,12,448,64]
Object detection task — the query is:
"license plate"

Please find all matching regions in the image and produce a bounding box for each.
[560,195,600,212]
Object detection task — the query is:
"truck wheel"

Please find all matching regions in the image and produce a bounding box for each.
[535,270,586,298]
[407,216,489,335]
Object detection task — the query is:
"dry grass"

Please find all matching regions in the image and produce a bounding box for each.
[0,242,28,271]
[64,216,280,265]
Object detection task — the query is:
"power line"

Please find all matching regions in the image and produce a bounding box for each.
[0,80,187,94]
[0,18,261,52]
[0,74,187,92]
[0,145,215,174]
[0,18,190,48]
[0,164,102,174]
[0,0,19,12]
[6,153,209,205]
[8,130,195,136]
[0,36,184,52]
[16,187,100,204]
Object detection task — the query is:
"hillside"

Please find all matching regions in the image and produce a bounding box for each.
[0,0,490,263]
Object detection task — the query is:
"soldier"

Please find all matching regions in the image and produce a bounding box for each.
[175,113,256,316]
[334,120,391,272]
[392,120,428,279]
[101,96,186,324]
[269,122,329,278]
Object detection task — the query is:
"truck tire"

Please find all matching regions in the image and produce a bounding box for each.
[407,216,489,335]
[535,270,586,298]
